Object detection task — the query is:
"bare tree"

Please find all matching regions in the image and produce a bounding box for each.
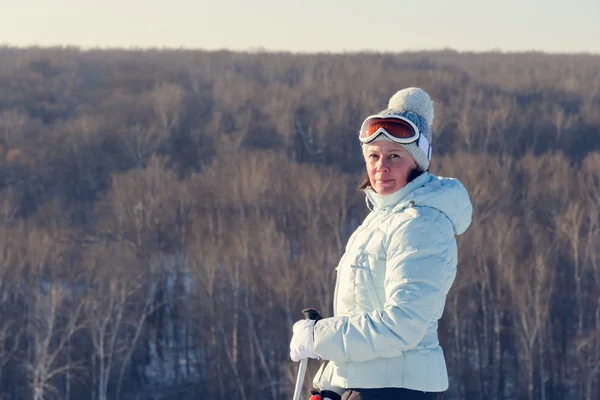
[576,157,600,400]
[24,283,85,400]
[97,155,184,250]
[82,241,152,400]
[151,82,183,136]
[507,222,556,400]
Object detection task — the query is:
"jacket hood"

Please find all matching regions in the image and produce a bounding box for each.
[364,172,472,235]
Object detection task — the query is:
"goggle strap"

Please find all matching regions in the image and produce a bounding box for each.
[418,134,432,161]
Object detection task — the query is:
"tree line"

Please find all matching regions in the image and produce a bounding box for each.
[0,46,598,399]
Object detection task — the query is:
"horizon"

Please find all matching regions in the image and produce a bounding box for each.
[2,44,599,57]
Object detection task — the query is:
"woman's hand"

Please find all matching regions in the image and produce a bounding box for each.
[289,319,320,362]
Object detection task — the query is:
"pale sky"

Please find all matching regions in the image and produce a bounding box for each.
[1,0,599,53]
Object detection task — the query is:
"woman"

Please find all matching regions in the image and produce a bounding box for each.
[289,88,472,400]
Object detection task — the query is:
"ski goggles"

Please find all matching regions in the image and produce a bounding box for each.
[359,115,431,160]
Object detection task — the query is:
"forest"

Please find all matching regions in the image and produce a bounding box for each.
[0,46,599,400]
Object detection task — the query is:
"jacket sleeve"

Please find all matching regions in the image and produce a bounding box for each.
[313,215,456,363]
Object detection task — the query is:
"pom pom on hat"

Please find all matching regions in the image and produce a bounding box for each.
[387,87,434,127]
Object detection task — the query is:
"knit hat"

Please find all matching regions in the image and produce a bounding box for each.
[361,87,434,171]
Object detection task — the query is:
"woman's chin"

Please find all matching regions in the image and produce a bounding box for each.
[375,182,397,195]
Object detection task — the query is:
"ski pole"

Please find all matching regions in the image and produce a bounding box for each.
[292,308,322,400]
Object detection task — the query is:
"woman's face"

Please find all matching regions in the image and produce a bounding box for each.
[364,141,417,195]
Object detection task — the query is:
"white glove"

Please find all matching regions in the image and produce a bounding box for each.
[289,319,320,362]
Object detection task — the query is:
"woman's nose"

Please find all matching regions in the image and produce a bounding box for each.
[377,159,390,172]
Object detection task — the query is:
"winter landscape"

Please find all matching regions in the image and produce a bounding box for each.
[1,1,599,399]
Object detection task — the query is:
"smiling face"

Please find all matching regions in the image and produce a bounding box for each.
[364,141,418,195]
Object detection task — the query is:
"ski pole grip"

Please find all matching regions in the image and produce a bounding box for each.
[302,308,323,322]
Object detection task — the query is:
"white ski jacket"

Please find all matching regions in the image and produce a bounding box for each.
[313,172,472,393]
